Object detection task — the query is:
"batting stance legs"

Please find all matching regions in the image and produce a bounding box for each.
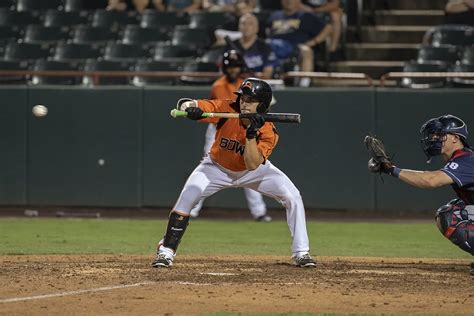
[153,156,311,267]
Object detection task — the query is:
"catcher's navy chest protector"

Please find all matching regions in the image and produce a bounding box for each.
[435,199,474,255]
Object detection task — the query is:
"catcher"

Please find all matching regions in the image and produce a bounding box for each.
[365,114,474,276]
[151,78,316,268]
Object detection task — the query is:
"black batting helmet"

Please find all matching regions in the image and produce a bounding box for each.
[222,50,246,75]
[235,78,273,113]
[420,114,469,161]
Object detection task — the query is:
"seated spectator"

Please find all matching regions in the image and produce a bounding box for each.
[268,0,332,86]
[213,0,259,44]
[202,0,236,12]
[229,13,275,79]
[166,0,202,13]
[107,0,165,13]
[444,0,474,26]
[300,0,343,60]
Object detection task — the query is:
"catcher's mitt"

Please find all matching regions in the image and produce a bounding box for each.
[364,135,394,174]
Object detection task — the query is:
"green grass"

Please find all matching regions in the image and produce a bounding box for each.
[0,218,471,259]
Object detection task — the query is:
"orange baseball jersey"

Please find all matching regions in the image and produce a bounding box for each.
[210,75,244,100]
[197,99,279,171]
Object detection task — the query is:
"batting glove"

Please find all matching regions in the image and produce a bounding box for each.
[246,114,265,139]
[185,107,204,120]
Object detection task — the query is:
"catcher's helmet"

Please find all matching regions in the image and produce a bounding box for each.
[420,114,469,161]
[235,78,272,113]
[222,50,246,82]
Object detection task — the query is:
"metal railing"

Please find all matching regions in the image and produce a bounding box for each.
[380,71,474,86]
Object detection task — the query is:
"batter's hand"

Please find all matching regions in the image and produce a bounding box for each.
[245,114,265,139]
[185,107,204,120]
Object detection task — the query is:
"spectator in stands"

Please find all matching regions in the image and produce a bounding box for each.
[202,0,236,12]
[268,0,332,86]
[235,0,258,16]
[300,0,343,60]
[229,13,275,79]
[444,0,474,26]
[166,0,202,13]
[107,0,165,13]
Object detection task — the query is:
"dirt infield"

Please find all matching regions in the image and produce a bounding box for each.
[0,255,472,315]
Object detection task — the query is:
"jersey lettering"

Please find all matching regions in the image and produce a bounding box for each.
[219,137,245,156]
[449,162,459,170]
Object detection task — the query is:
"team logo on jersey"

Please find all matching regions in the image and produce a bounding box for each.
[219,137,245,155]
[448,162,459,170]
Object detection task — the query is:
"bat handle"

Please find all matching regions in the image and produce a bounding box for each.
[170,109,187,118]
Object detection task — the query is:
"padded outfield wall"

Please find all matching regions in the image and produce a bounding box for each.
[0,86,472,212]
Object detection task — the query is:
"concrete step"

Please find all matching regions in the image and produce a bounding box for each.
[347,26,428,43]
[345,43,419,61]
[362,10,445,26]
[363,0,446,10]
[329,61,404,79]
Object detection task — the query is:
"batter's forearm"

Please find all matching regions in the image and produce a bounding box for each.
[244,140,264,170]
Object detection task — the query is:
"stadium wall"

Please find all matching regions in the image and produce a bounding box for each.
[1,86,472,212]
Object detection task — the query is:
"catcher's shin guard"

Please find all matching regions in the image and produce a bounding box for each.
[435,200,474,255]
[162,211,190,252]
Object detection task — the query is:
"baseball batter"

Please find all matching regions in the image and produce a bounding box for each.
[367,114,474,276]
[152,78,316,268]
[189,50,271,222]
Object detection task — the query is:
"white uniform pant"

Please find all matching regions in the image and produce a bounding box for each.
[190,123,267,218]
[174,156,311,256]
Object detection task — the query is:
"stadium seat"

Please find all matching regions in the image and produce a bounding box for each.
[461,46,474,64]
[153,43,198,60]
[43,10,89,27]
[64,0,83,11]
[103,42,150,61]
[139,10,189,30]
[0,60,29,84]
[121,25,170,44]
[82,59,133,86]
[16,0,63,11]
[423,24,474,47]
[417,45,461,63]
[188,12,235,29]
[31,60,82,85]
[200,47,225,63]
[449,63,474,87]
[400,61,448,89]
[53,42,103,61]
[132,59,184,86]
[179,61,219,85]
[259,0,282,10]
[72,25,117,43]
[91,10,138,30]
[23,25,70,44]
[0,9,40,26]
[0,25,20,42]
[0,0,15,9]
[171,26,213,49]
[3,42,52,61]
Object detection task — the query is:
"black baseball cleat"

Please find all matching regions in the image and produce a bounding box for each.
[256,214,272,222]
[470,263,474,276]
[151,253,173,268]
[294,253,316,268]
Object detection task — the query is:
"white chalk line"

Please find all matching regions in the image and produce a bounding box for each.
[0,281,157,304]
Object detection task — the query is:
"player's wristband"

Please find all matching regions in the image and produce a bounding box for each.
[391,167,401,178]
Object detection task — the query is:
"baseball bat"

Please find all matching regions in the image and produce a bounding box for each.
[170,109,301,123]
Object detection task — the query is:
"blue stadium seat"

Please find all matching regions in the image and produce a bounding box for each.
[400,61,448,89]
[188,12,235,29]
[16,0,63,11]
[424,25,474,47]
[179,61,219,85]
[200,47,225,63]
[0,0,15,9]
[31,60,82,85]
[449,64,474,87]
[171,26,213,49]
[139,10,189,31]
[461,46,474,64]
[0,25,20,42]
[64,0,84,11]
[91,9,138,30]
